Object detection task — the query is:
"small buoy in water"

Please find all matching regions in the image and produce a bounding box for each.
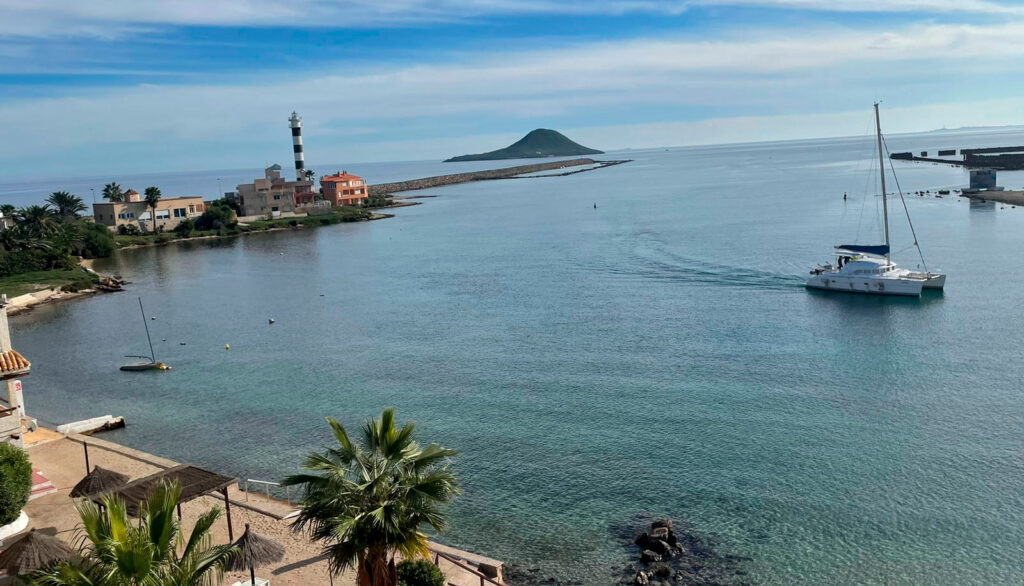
[179,342,186,346]
[225,344,230,350]
[268,318,275,324]
[161,339,166,342]
[320,294,325,297]
[151,316,156,320]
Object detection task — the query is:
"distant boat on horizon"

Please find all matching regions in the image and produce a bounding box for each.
[806,104,946,297]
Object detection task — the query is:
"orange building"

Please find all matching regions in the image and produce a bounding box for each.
[320,171,368,206]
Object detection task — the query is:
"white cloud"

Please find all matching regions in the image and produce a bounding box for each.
[1,0,1022,39]
[4,19,1024,174]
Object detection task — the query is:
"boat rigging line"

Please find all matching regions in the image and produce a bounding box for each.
[881,134,929,272]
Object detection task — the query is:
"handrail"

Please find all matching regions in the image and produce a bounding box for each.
[242,479,292,504]
[431,549,503,586]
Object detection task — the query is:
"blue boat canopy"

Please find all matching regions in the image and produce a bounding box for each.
[835,244,889,256]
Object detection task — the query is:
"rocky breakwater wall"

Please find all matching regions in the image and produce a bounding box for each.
[368,158,597,196]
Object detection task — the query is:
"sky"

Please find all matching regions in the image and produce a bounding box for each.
[3,0,1024,177]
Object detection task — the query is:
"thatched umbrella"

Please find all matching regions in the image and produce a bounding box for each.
[69,466,129,498]
[0,529,78,578]
[226,523,285,586]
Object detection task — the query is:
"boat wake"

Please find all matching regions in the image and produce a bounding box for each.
[584,234,805,290]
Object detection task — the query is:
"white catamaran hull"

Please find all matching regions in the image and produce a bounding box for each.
[805,274,924,296]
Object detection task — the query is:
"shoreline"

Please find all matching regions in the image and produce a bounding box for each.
[7,205,412,317]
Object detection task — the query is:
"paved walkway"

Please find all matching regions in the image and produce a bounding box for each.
[23,434,503,585]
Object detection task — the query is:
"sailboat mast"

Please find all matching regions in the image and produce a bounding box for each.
[138,297,156,362]
[874,102,890,262]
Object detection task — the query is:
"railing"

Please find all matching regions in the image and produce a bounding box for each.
[431,549,503,586]
[241,479,293,504]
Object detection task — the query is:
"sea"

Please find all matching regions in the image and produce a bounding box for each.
[4,129,1024,585]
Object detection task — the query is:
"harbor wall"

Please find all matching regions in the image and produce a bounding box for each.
[368,158,596,195]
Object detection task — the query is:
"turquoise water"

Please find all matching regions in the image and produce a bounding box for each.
[8,132,1024,584]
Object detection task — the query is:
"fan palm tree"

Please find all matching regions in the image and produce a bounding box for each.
[144,187,162,232]
[101,182,124,202]
[16,205,58,237]
[0,204,15,217]
[46,191,87,219]
[283,408,459,586]
[28,481,235,586]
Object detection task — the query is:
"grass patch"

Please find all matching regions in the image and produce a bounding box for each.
[0,269,98,298]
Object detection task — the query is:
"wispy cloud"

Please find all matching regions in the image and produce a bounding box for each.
[2,17,1024,175]
[1,0,1022,40]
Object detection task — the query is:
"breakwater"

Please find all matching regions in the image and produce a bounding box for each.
[368,158,628,195]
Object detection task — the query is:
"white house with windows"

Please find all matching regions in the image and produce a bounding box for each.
[93,195,206,232]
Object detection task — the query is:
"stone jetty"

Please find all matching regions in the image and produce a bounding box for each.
[368,158,627,196]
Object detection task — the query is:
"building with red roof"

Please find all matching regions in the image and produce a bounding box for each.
[320,171,368,206]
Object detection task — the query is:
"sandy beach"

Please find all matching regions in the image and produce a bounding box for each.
[22,432,501,586]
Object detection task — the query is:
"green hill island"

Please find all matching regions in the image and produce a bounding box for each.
[444,129,604,162]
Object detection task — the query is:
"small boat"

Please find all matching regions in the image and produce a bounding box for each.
[119,358,169,372]
[120,298,170,371]
[807,104,945,297]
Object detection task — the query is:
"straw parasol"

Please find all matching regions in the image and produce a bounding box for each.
[0,529,78,577]
[226,523,285,586]
[69,466,129,498]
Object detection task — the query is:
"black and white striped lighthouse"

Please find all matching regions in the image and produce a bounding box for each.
[289,111,305,181]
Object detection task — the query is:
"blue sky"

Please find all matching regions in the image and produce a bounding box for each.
[3,0,1024,177]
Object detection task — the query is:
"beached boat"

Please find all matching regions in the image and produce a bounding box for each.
[807,104,945,297]
[120,298,170,371]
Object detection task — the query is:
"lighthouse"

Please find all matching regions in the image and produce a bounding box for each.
[289,112,305,181]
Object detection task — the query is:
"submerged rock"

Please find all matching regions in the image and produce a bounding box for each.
[613,514,755,585]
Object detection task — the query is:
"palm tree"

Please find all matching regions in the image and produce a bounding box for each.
[46,191,87,219]
[283,408,459,586]
[304,169,316,181]
[15,205,58,237]
[28,481,235,586]
[0,204,15,218]
[144,187,161,232]
[101,182,124,202]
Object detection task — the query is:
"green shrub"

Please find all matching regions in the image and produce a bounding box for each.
[397,560,445,586]
[61,274,96,292]
[77,222,115,258]
[154,234,172,245]
[194,203,237,231]
[174,219,195,238]
[117,224,141,236]
[0,443,32,526]
[0,249,75,277]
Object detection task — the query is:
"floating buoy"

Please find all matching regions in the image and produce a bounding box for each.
[319,294,325,297]
[179,342,186,346]
[225,344,230,350]
[268,318,275,324]
[151,317,156,320]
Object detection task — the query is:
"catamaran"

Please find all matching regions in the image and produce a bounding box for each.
[806,104,946,297]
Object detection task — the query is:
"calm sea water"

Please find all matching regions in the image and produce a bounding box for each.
[6,131,1024,584]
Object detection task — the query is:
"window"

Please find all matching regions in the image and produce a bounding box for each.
[155,209,170,219]
[271,206,279,212]
[188,205,195,214]
[273,195,281,200]
[173,208,187,218]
